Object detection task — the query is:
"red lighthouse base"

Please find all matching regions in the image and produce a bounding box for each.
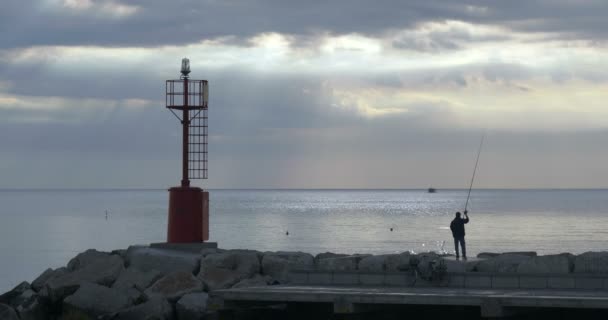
[167,187,209,243]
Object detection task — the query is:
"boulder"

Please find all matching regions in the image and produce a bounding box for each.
[574,252,608,274]
[232,275,272,288]
[517,254,573,274]
[67,249,112,271]
[14,292,48,320]
[198,251,261,290]
[477,252,500,259]
[125,246,200,276]
[31,267,67,292]
[114,296,173,320]
[504,251,537,257]
[440,258,472,273]
[176,292,209,320]
[475,254,532,273]
[413,253,441,278]
[261,251,314,282]
[145,271,204,302]
[45,254,124,302]
[63,283,131,318]
[314,252,348,262]
[358,255,389,272]
[201,248,225,257]
[385,253,412,271]
[0,304,19,320]
[0,281,30,305]
[317,255,369,271]
[112,268,163,292]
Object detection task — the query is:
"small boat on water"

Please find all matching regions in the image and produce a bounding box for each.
[428,187,436,193]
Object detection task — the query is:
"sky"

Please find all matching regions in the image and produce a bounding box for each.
[1,0,608,189]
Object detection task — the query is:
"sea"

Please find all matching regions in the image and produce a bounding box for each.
[1,188,608,292]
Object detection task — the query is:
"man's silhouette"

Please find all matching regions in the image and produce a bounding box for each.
[450,210,469,260]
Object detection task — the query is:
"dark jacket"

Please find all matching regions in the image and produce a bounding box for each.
[450,216,469,238]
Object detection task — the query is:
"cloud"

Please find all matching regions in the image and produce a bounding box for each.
[2,1,608,50]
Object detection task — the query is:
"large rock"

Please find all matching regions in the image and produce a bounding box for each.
[198,251,261,290]
[504,251,537,257]
[317,255,369,271]
[261,251,314,282]
[67,249,112,271]
[314,252,348,262]
[358,255,389,272]
[385,253,412,271]
[31,268,67,292]
[0,282,30,305]
[0,304,18,320]
[574,252,608,274]
[112,268,163,291]
[13,291,48,320]
[477,252,500,259]
[45,254,124,302]
[63,283,131,318]
[125,246,200,276]
[440,258,477,273]
[232,275,271,288]
[114,296,173,320]
[517,254,573,274]
[475,254,532,273]
[145,271,204,302]
[176,292,209,320]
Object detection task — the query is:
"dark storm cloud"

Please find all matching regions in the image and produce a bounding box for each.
[2,0,608,50]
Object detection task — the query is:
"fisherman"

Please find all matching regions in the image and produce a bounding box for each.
[450,210,469,260]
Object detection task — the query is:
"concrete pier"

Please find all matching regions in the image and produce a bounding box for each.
[214,285,608,318]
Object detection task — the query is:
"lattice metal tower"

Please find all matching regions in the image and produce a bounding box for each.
[165,58,210,243]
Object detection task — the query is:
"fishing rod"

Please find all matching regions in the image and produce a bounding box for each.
[464,133,485,212]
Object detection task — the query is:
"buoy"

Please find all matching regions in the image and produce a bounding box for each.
[286,231,289,236]
[390,227,393,232]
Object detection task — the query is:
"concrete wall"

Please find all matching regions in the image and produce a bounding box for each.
[289,270,608,290]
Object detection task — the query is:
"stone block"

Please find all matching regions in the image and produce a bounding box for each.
[574,252,608,274]
[176,292,209,320]
[492,275,519,289]
[576,277,603,290]
[125,246,200,276]
[67,249,112,271]
[476,254,531,273]
[46,255,124,303]
[0,304,18,320]
[447,275,465,288]
[317,255,368,271]
[261,251,314,282]
[384,273,408,286]
[287,272,308,284]
[385,253,412,271]
[519,276,547,289]
[548,277,575,289]
[307,272,332,285]
[232,275,271,288]
[358,255,388,272]
[198,250,261,290]
[63,283,131,318]
[112,268,163,292]
[332,273,358,285]
[146,271,204,302]
[517,254,572,274]
[464,275,491,288]
[359,273,385,285]
[114,296,173,320]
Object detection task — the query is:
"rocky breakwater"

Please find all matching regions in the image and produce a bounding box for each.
[0,246,315,320]
[3,248,608,319]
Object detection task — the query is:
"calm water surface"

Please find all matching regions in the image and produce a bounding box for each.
[1,189,607,291]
